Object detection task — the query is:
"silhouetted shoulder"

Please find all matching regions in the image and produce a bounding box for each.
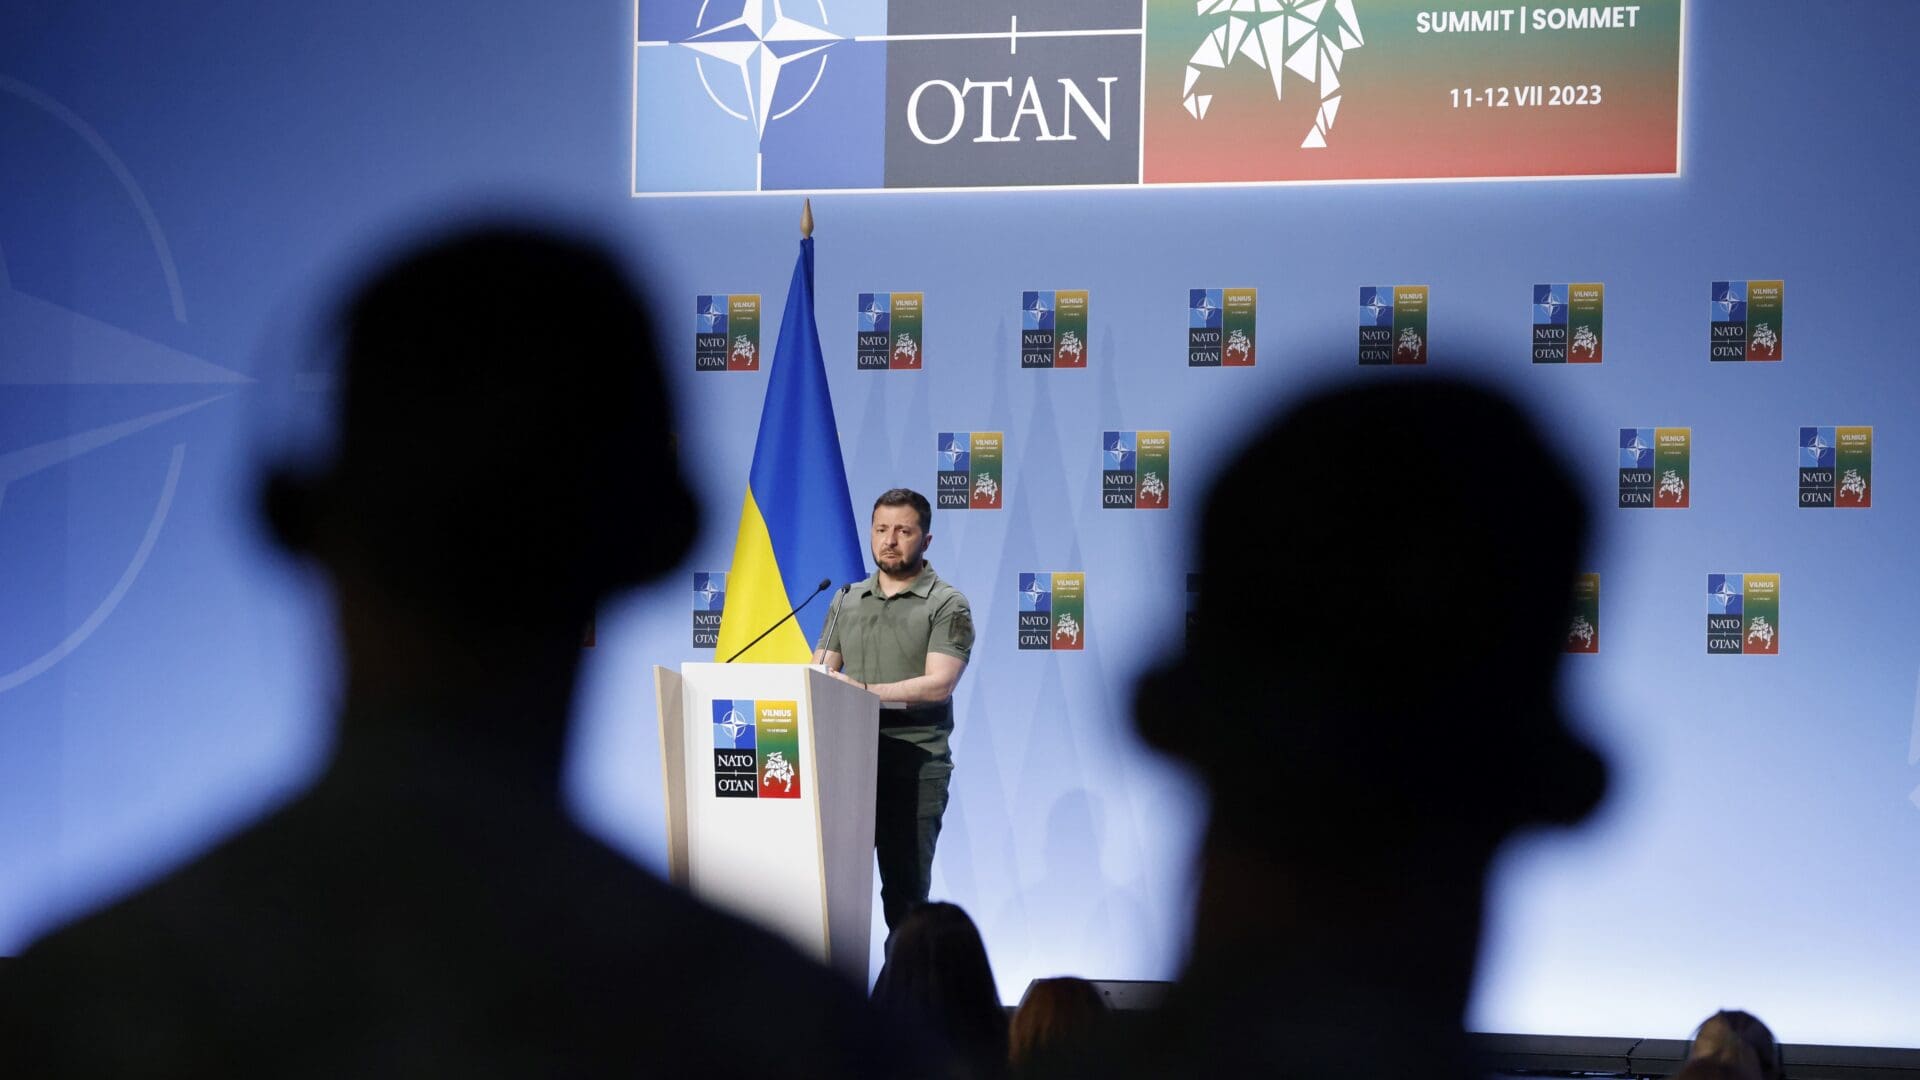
[4,746,926,1078]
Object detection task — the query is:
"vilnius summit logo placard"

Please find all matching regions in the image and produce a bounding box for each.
[632,1,1682,195]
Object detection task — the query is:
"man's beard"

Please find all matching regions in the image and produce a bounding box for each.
[876,548,924,576]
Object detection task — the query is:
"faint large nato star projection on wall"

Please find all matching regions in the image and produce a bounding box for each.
[0,75,248,693]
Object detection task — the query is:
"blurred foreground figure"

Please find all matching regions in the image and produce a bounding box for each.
[872,902,1009,1080]
[4,226,914,1077]
[1108,378,1611,1079]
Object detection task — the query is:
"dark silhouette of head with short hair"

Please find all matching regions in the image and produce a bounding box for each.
[265,226,698,627]
[1119,375,1608,1080]
[3,223,914,1078]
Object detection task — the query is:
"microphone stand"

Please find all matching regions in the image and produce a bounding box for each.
[723,578,834,663]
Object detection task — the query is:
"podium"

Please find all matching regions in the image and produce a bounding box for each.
[654,662,880,982]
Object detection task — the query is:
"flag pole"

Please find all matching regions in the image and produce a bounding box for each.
[800,197,813,238]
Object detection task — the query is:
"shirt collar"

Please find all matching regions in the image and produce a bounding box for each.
[859,562,936,599]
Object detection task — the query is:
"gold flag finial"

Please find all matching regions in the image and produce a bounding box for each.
[800,198,814,239]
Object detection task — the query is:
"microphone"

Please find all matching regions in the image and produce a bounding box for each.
[818,582,854,660]
[723,578,834,663]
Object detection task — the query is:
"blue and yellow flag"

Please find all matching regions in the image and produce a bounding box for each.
[714,236,864,662]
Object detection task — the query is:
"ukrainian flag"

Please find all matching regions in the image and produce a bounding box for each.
[714,233,865,662]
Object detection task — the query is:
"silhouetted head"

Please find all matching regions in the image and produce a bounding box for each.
[1135,377,1605,855]
[261,225,698,636]
[872,902,1007,1078]
[1691,1010,1782,1080]
[1009,977,1108,1071]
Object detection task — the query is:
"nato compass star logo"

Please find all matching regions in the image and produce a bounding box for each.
[698,294,728,333]
[860,293,889,332]
[1360,287,1392,326]
[1106,432,1135,469]
[1713,281,1747,321]
[1191,290,1219,326]
[1534,284,1567,322]
[1801,427,1835,468]
[718,707,751,741]
[676,1,841,140]
[1708,575,1743,616]
[939,433,969,472]
[1620,430,1654,470]
[1024,292,1054,330]
[1020,574,1052,612]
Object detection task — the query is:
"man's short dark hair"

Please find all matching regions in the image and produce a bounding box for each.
[873,488,932,532]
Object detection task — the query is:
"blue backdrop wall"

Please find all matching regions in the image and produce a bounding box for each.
[4,0,1919,1047]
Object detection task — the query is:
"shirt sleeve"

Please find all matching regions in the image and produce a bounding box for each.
[928,593,974,662]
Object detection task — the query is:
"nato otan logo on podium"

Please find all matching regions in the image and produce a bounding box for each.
[1707,574,1780,656]
[1565,573,1600,654]
[1618,428,1691,508]
[1102,431,1171,509]
[857,292,923,370]
[1189,288,1256,367]
[692,572,727,649]
[1532,283,1604,364]
[1018,572,1085,651]
[1359,286,1427,364]
[695,294,762,372]
[1022,291,1090,368]
[936,432,1003,510]
[712,699,803,798]
[1799,427,1872,508]
[1710,280,1784,362]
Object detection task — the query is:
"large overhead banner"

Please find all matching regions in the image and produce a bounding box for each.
[633,0,1683,195]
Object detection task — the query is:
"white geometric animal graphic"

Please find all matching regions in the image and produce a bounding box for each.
[1182,0,1366,149]
[762,750,795,792]
[1571,325,1599,358]
[892,332,919,366]
[1396,326,1422,357]
[1745,615,1775,649]
[1840,468,1867,502]
[1658,469,1686,503]
[1054,612,1081,646]
[1139,471,1167,502]
[1057,330,1085,364]
[1567,614,1595,648]
[730,333,757,366]
[1224,328,1252,362]
[1749,322,1778,357]
[972,473,999,505]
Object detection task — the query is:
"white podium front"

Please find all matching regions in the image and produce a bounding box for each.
[653,662,879,983]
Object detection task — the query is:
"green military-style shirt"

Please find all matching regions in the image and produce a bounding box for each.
[818,562,973,753]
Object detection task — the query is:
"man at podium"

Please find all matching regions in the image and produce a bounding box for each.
[812,488,975,931]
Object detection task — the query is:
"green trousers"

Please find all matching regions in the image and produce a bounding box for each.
[874,735,952,930]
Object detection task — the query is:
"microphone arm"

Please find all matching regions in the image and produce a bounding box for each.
[723,578,834,663]
[817,583,854,665]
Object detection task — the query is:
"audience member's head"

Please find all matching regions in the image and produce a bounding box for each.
[872,902,1008,1079]
[1136,376,1606,859]
[262,224,698,707]
[1691,1009,1782,1080]
[1673,1051,1765,1080]
[1115,377,1607,1080]
[1009,977,1108,1073]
